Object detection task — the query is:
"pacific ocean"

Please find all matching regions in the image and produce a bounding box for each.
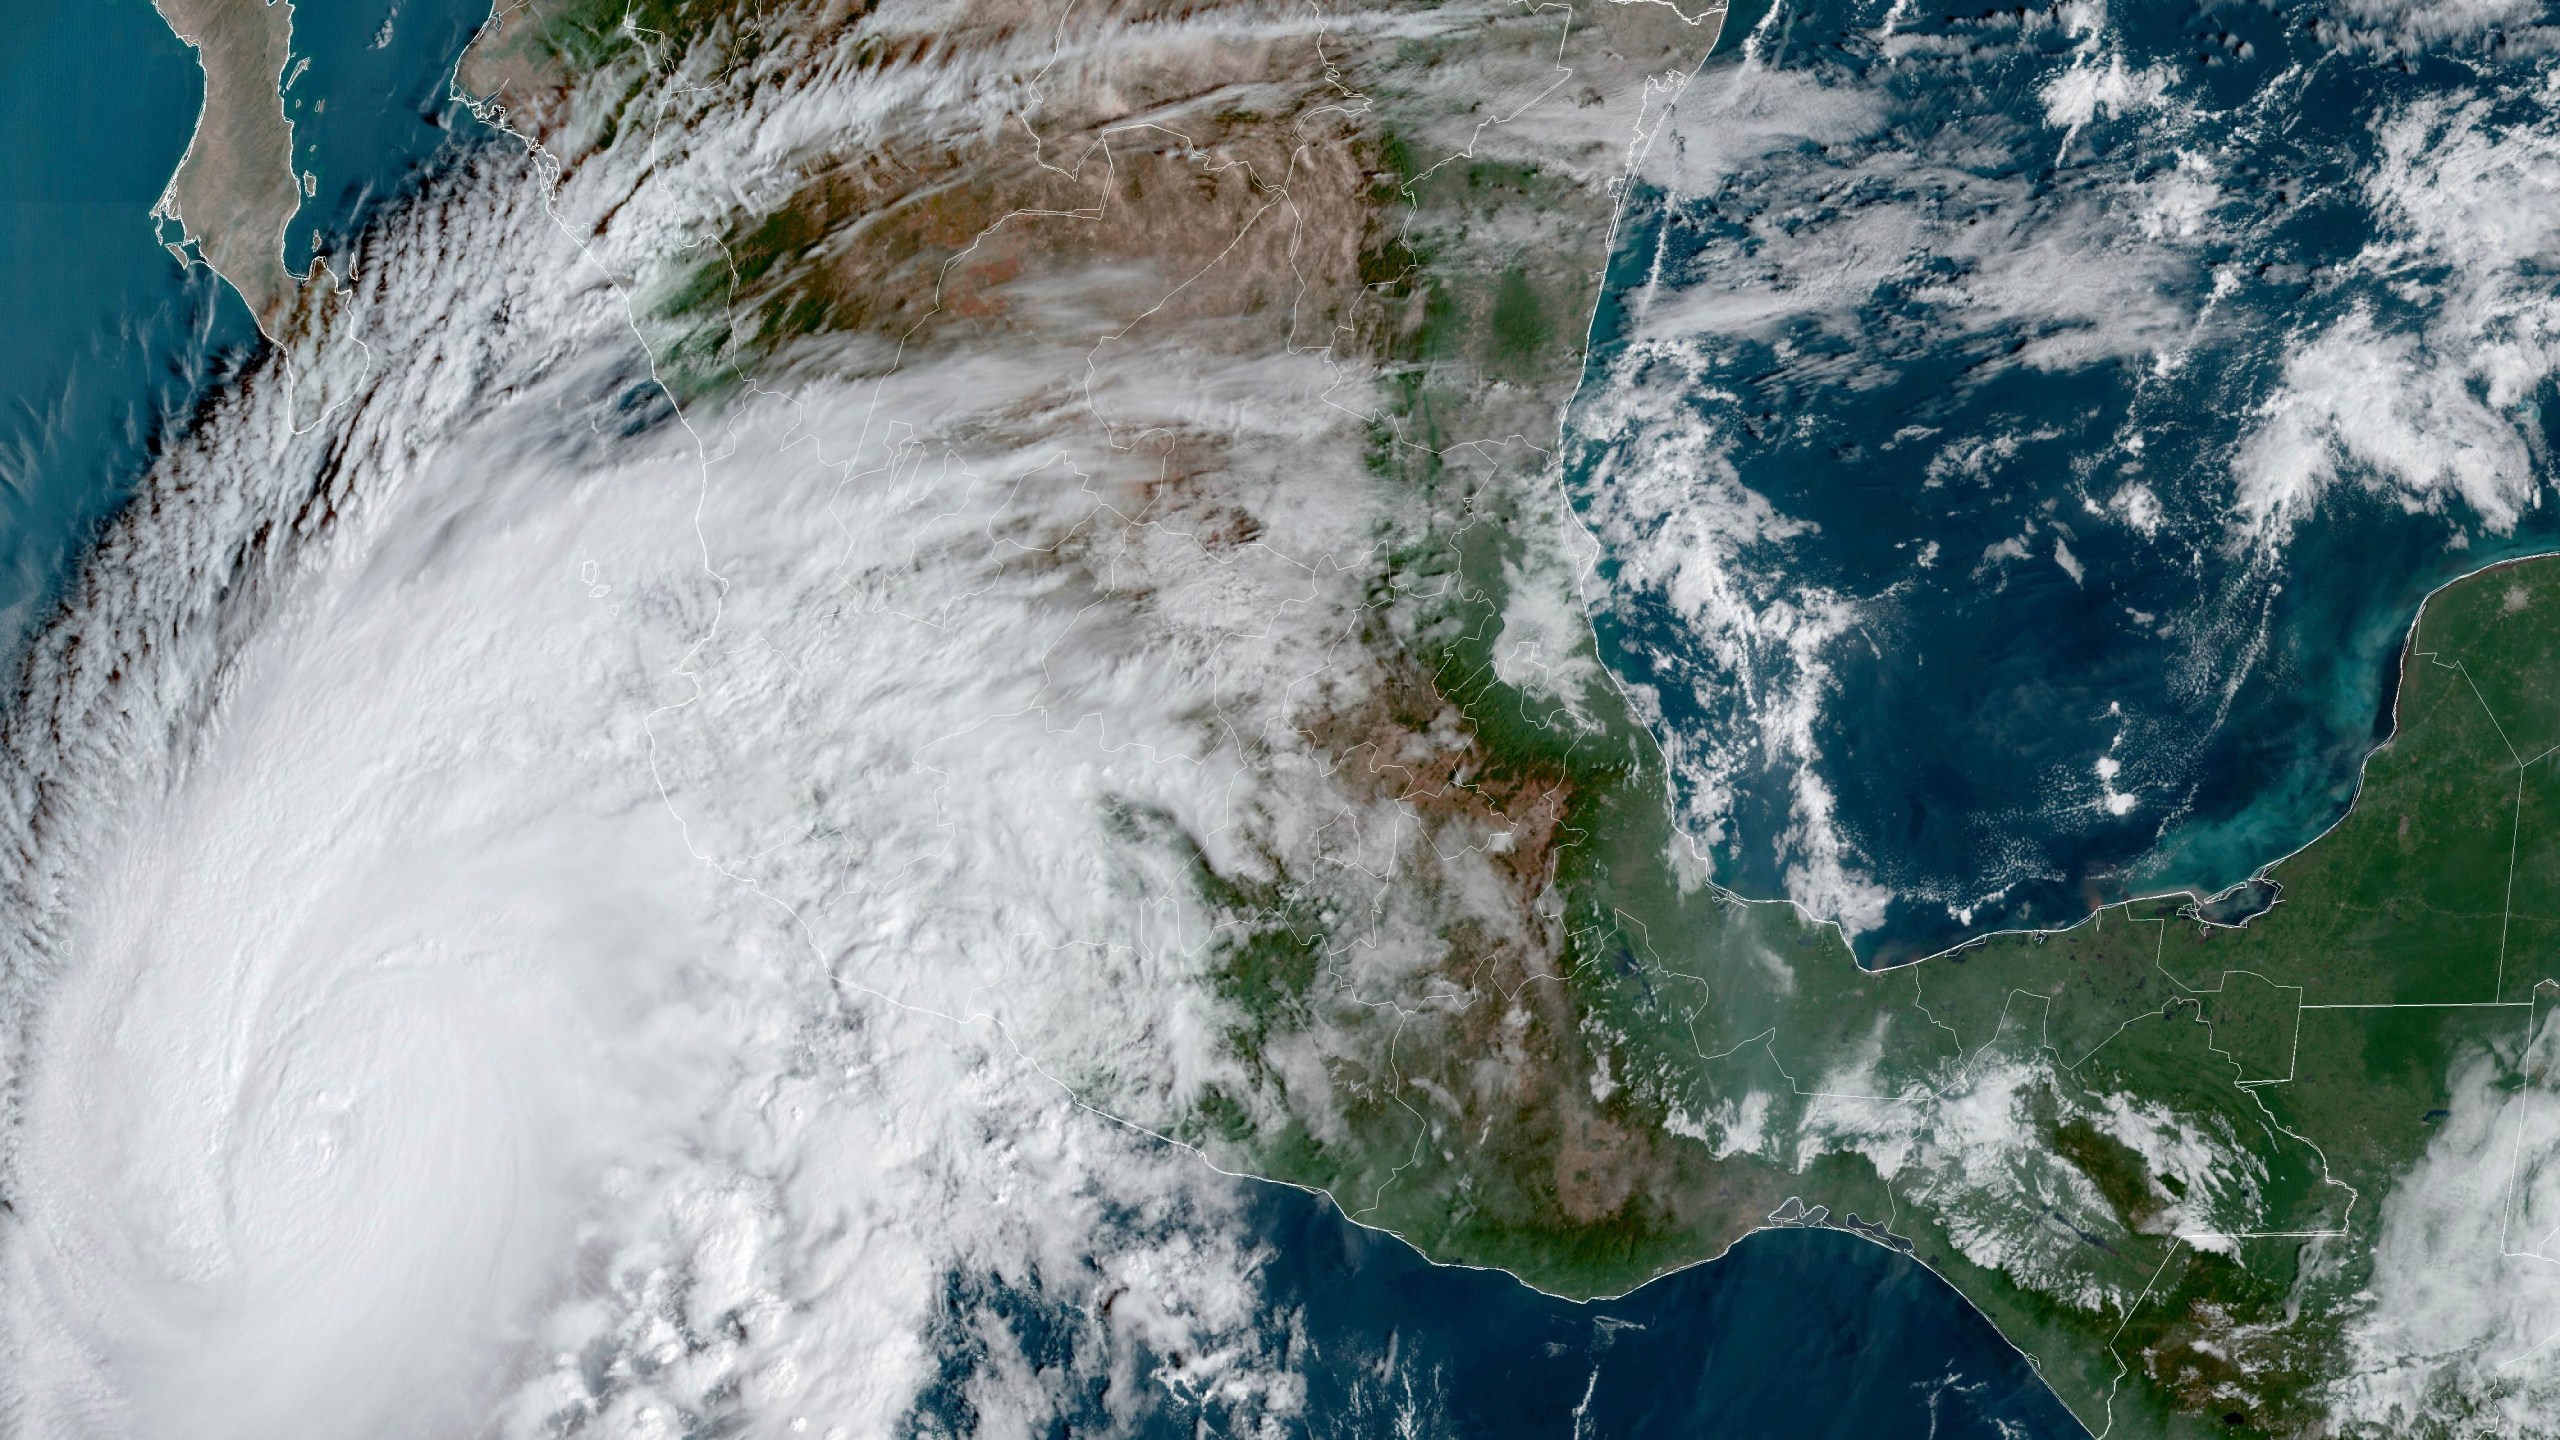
[0,0,490,671]
[916,1180,2091,1439]
[4,5,2096,1437]
[0,0,249,659]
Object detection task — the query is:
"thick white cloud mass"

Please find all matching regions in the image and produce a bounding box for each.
[0,0,1717,1418]
[0,95,1360,1437]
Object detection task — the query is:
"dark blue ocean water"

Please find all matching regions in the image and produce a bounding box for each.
[0,0,484,670]
[8,7,2094,1432]
[1569,0,2560,963]
[914,1183,2088,1439]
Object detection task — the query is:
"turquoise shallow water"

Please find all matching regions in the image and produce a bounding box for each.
[1567,0,2560,963]
[4,6,2091,1434]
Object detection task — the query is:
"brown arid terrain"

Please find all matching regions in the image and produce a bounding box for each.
[24,1,2560,1435]
[445,0,1743,1285]
[148,0,305,332]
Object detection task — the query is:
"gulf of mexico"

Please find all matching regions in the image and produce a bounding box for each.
[1565,0,2560,966]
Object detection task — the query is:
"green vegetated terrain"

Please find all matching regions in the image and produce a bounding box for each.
[1331,550,2560,1439]
[471,0,2560,1431]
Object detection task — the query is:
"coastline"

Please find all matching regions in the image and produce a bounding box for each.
[15,0,2554,1433]
[147,0,303,332]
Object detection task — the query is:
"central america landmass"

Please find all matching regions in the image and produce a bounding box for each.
[145,0,2560,1433]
